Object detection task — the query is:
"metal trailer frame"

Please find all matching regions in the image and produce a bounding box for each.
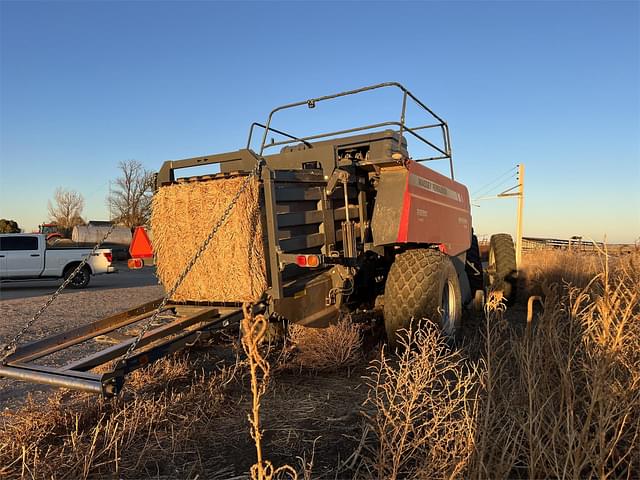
[0,302,260,396]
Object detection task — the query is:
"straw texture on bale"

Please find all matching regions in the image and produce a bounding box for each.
[151,176,267,303]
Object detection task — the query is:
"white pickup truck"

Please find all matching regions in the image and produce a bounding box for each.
[0,234,116,288]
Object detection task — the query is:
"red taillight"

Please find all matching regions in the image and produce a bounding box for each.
[296,254,321,268]
[103,252,113,263]
[128,258,143,269]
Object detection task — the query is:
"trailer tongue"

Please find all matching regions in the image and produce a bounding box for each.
[0,301,256,396]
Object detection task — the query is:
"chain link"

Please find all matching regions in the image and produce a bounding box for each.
[1,222,119,362]
[117,166,261,366]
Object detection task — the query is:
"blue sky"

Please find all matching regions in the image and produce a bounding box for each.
[1,1,638,243]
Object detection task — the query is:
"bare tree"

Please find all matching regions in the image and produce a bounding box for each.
[48,188,85,231]
[107,160,154,228]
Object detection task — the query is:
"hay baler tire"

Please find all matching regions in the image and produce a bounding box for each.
[64,264,91,289]
[383,248,462,348]
[488,233,517,302]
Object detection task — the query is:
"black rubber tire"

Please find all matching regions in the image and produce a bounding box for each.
[65,265,91,289]
[488,233,517,302]
[465,233,484,294]
[383,248,462,348]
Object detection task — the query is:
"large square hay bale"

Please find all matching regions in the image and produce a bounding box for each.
[151,176,267,303]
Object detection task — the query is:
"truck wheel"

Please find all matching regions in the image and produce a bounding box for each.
[487,234,517,302]
[65,265,91,289]
[465,233,484,294]
[383,248,462,348]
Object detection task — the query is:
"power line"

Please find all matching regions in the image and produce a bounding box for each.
[473,177,519,201]
[471,166,517,197]
[471,166,517,198]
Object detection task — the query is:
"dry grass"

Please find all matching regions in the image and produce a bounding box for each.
[359,249,640,478]
[521,248,603,290]
[361,323,479,479]
[0,354,237,479]
[151,176,267,303]
[2,249,638,479]
[288,319,363,371]
[469,249,640,478]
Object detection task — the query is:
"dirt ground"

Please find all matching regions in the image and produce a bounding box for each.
[206,362,370,477]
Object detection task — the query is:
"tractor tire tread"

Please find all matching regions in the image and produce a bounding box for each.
[384,248,459,347]
[489,233,517,301]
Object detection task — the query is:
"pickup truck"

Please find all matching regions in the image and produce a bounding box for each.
[0,234,116,288]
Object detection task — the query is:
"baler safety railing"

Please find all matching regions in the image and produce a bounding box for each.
[246,82,455,179]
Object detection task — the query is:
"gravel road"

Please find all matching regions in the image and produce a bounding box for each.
[0,262,159,300]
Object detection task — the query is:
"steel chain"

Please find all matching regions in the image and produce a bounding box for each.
[1,222,119,362]
[117,166,261,367]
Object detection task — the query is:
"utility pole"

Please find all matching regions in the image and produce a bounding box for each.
[515,164,524,267]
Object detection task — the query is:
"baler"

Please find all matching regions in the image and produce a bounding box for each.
[0,82,517,396]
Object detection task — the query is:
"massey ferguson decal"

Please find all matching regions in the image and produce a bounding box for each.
[408,174,462,202]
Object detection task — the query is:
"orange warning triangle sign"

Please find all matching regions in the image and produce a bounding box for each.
[129,227,153,258]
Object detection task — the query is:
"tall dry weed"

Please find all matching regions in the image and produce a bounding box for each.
[470,250,640,478]
[2,250,638,479]
[362,323,480,479]
[522,249,602,291]
[361,250,639,479]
